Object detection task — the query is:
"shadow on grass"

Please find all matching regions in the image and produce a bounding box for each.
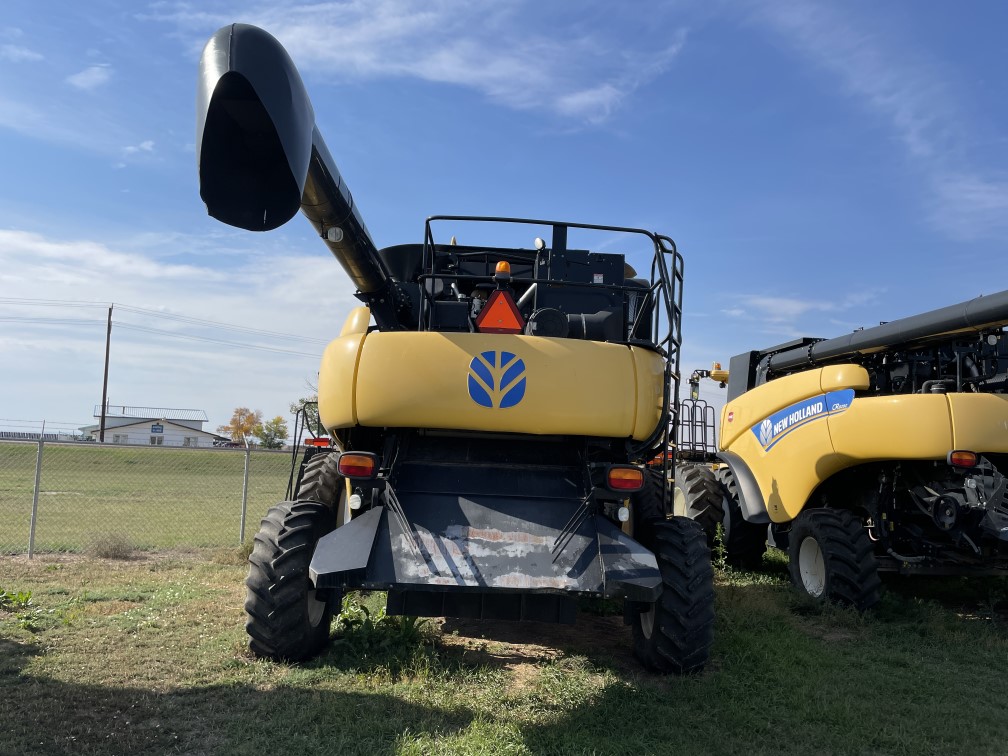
[0,637,473,755]
[877,573,1008,624]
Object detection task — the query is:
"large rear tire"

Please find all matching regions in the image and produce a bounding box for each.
[296,451,352,526]
[631,468,670,552]
[245,500,338,661]
[672,464,721,544]
[674,464,766,569]
[296,450,342,504]
[631,517,715,674]
[714,467,767,570]
[787,508,881,611]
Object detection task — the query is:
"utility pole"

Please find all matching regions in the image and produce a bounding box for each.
[99,304,112,442]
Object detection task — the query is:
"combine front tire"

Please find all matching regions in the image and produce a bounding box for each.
[244,500,338,661]
[788,508,881,611]
[631,517,715,674]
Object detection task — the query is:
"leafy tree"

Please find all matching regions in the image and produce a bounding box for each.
[253,416,289,449]
[217,407,262,443]
[290,394,321,436]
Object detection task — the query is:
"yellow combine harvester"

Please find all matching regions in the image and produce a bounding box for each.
[195,24,713,672]
[676,295,1008,608]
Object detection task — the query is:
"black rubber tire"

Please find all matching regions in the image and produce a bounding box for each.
[714,467,767,570]
[632,468,671,552]
[296,451,341,504]
[787,508,881,611]
[631,517,715,674]
[672,464,723,547]
[244,500,338,661]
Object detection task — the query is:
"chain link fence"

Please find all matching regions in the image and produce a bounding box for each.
[0,439,298,556]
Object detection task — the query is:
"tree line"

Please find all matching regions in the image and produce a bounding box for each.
[217,394,318,449]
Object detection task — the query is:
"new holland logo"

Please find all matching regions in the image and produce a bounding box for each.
[751,389,856,451]
[467,351,527,408]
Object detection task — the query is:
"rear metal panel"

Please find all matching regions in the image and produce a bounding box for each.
[309,487,661,607]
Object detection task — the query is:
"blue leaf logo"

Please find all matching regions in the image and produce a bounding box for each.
[467,351,527,408]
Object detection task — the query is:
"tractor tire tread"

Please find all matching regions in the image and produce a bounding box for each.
[244,500,337,661]
[632,517,715,674]
[713,467,767,570]
[788,508,881,611]
[674,465,723,544]
[296,452,342,506]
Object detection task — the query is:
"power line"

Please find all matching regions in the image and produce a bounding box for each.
[0,316,107,326]
[0,297,108,308]
[113,322,322,358]
[0,296,332,344]
[0,313,324,356]
[114,304,330,344]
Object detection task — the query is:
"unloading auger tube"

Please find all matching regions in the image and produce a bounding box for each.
[763,289,1008,377]
[196,23,407,330]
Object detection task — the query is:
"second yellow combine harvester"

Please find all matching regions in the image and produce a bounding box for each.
[677,294,1008,608]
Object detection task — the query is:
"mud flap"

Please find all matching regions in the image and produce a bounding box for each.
[309,491,661,611]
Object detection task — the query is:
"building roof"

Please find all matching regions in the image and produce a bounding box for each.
[92,405,208,422]
[80,418,227,438]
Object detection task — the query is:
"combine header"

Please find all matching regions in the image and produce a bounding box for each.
[196,24,713,672]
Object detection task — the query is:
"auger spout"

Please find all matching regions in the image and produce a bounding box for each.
[196,23,405,328]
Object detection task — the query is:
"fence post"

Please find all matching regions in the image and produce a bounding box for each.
[28,437,44,559]
[239,439,251,544]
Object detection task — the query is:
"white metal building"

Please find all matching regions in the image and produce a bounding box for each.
[81,406,227,447]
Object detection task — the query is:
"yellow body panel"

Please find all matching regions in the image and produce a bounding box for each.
[630,347,666,440]
[318,327,665,441]
[721,364,1008,522]
[827,395,953,460]
[719,364,870,450]
[340,306,371,337]
[947,394,1008,452]
[318,331,367,429]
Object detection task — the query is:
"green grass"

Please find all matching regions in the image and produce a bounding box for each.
[0,442,293,554]
[2,553,1006,755]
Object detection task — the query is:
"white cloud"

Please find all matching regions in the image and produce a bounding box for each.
[719,287,885,341]
[148,1,687,123]
[751,1,1007,241]
[0,44,43,62]
[0,228,359,427]
[66,63,113,90]
[929,173,1008,240]
[123,139,156,155]
[0,95,116,149]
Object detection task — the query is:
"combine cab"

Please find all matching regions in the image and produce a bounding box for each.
[196,24,713,673]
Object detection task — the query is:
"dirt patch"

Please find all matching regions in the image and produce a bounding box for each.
[506,663,541,693]
[437,612,637,673]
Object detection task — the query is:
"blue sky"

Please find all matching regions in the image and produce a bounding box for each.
[2,1,1007,436]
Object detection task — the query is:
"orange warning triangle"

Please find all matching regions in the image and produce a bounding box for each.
[476,290,525,334]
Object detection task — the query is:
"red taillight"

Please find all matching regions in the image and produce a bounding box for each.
[475,290,525,334]
[948,450,978,468]
[607,465,644,492]
[337,452,378,479]
[304,437,331,447]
